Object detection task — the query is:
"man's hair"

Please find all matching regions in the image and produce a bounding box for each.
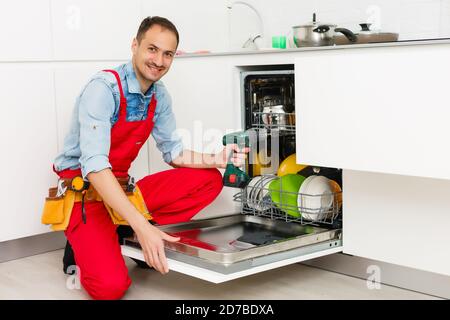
[136,16,179,47]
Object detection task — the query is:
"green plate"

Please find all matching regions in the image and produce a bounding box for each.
[269,174,306,217]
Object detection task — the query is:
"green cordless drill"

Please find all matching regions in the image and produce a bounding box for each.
[222,131,251,188]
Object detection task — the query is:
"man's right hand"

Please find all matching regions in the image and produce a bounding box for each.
[86,169,180,274]
[134,222,180,274]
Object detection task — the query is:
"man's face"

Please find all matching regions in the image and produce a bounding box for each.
[132,25,177,83]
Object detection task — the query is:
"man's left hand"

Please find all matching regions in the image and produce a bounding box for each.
[217,144,250,169]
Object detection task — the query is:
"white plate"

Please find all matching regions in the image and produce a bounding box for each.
[252,175,272,209]
[246,176,266,209]
[298,175,333,221]
[246,176,262,209]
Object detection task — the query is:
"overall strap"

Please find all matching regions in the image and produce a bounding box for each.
[103,69,127,115]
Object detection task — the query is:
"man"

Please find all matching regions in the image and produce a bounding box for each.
[47,16,248,300]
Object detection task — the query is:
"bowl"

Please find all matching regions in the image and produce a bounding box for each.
[328,179,342,210]
[269,174,306,217]
[297,166,342,185]
[277,153,308,177]
[261,105,295,129]
[298,175,334,221]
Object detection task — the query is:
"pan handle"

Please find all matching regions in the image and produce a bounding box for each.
[335,28,357,42]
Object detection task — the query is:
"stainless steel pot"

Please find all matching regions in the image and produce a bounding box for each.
[292,13,357,47]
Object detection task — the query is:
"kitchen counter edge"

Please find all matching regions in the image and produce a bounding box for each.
[175,38,450,59]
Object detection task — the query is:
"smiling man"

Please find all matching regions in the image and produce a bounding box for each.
[46,16,248,300]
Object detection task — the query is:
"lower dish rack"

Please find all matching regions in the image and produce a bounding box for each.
[233,174,342,227]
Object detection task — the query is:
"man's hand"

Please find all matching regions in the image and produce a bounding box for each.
[87,169,180,274]
[217,144,251,169]
[134,222,180,274]
[170,145,250,169]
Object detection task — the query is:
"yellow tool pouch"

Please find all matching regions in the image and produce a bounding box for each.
[104,185,152,225]
[41,180,151,230]
[41,188,76,231]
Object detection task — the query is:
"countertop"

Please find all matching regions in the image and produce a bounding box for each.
[175,38,450,59]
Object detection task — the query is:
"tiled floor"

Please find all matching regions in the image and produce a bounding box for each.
[0,249,440,300]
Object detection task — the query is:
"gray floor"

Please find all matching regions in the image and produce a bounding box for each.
[0,249,439,300]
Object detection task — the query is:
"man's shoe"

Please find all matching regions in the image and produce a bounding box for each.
[62,240,76,274]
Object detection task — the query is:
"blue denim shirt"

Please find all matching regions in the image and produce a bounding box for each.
[54,61,184,179]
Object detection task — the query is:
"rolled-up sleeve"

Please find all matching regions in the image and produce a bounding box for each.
[151,92,184,163]
[78,79,115,179]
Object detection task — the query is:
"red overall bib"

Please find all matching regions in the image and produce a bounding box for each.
[55,70,223,300]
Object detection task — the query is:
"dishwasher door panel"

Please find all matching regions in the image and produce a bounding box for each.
[121,214,342,283]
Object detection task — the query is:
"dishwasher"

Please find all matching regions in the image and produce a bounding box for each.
[121,68,343,283]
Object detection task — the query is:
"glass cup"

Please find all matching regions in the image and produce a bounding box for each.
[272,36,287,49]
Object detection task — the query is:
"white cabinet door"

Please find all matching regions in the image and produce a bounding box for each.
[51,0,141,61]
[295,43,450,180]
[0,66,57,241]
[0,0,52,61]
[343,169,450,276]
[148,56,242,218]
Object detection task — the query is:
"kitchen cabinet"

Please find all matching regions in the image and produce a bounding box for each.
[294,42,450,276]
[0,67,57,241]
[295,42,450,181]
[0,0,52,61]
[50,0,141,61]
[343,169,450,276]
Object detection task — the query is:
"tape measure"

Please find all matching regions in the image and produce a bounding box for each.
[70,176,90,192]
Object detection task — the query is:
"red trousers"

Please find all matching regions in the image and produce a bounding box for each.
[64,167,223,300]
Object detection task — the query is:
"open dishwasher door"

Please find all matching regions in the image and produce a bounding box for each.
[121,214,342,283]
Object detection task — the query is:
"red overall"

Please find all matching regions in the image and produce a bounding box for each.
[55,70,223,300]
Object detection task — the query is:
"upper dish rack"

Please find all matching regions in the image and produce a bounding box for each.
[251,111,296,133]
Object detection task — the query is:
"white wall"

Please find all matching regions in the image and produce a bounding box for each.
[228,0,450,49]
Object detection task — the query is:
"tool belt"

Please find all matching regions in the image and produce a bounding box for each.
[41,176,151,231]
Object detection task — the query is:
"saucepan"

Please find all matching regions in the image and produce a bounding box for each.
[292,13,357,47]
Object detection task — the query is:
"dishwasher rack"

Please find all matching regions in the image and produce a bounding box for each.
[251,111,296,133]
[233,174,342,227]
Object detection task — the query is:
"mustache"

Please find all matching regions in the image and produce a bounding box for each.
[148,63,165,71]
